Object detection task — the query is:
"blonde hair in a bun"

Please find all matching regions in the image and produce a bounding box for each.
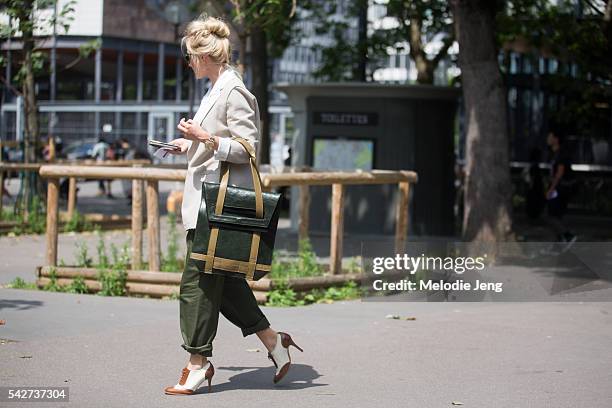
[182,14,231,65]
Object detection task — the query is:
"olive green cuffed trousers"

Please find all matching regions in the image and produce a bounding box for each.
[179,229,271,357]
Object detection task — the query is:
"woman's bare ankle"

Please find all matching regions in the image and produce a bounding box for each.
[187,354,207,370]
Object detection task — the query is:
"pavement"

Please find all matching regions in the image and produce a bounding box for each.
[2,176,612,407]
[1,289,612,407]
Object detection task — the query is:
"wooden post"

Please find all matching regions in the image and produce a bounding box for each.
[298,184,310,242]
[330,183,344,275]
[45,179,60,266]
[146,180,160,271]
[132,179,143,270]
[67,177,77,219]
[395,182,411,253]
[0,170,4,220]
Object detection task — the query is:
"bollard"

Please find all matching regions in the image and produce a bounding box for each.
[330,183,345,275]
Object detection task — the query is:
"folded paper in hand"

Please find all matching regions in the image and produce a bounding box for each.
[154,148,171,159]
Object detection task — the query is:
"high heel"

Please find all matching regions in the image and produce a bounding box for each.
[268,332,303,384]
[164,361,215,395]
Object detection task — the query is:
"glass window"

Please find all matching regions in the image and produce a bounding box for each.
[122,51,138,101]
[163,55,178,101]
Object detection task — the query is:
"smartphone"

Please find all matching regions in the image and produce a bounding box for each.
[149,140,180,150]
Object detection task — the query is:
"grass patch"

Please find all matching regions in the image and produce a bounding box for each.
[266,280,362,307]
[62,209,94,233]
[268,238,325,281]
[7,277,38,290]
[161,213,184,272]
[2,196,46,235]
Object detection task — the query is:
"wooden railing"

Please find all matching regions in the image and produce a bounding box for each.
[261,170,418,274]
[39,165,184,272]
[0,160,149,220]
[38,166,418,274]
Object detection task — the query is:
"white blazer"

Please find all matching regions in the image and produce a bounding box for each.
[181,67,261,231]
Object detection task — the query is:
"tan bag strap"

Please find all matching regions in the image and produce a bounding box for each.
[215,137,263,219]
[204,137,263,275]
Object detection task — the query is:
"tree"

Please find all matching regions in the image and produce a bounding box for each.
[303,0,389,82]
[305,0,455,84]
[452,0,513,243]
[1,0,75,218]
[385,0,455,84]
[496,0,612,138]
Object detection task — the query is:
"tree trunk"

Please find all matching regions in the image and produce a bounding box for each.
[250,27,270,164]
[604,0,612,43]
[237,32,247,77]
[17,1,41,219]
[453,0,513,242]
[354,0,368,81]
[408,17,434,84]
[19,3,39,164]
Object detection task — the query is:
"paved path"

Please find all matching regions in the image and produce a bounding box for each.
[2,177,612,407]
[1,289,612,407]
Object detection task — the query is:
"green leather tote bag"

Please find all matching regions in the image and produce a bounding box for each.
[188,136,282,281]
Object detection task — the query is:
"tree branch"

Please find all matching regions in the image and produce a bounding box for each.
[432,34,455,66]
[0,74,23,97]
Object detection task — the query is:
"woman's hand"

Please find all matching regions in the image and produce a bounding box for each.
[177,118,219,150]
[166,138,191,155]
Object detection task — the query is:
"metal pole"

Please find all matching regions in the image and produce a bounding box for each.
[116,48,123,139]
[175,57,182,102]
[94,45,102,139]
[136,46,144,142]
[157,43,164,101]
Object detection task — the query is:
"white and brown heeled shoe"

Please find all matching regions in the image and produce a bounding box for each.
[267,332,303,384]
[164,361,215,395]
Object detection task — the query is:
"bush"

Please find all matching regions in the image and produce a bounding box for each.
[97,269,127,296]
[63,210,94,233]
[66,275,89,294]
[269,238,324,281]
[266,280,362,307]
[8,277,37,290]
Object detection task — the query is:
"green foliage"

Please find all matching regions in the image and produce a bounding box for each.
[6,196,46,235]
[266,280,303,306]
[94,228,128,296]
[95,227,109,269]
[110,241,130,270]
[167,291,180,301]
[96,268,127,297]
[65,275,88,294]
[268,238,324,281]
[78,38,101,58]
[74,241,93,267]
[321,280,361,301]
[496,0,612,136]
[346,256,363,274]
[161,213,183,272]
[384,0,455,83]
[63,210,94,233]
[266,280,362,307]
[8,277,37,290]
[228,0,299,58]
[43,267,66,292]
[0,0,77,82]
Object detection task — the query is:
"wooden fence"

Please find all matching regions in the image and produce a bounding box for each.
[0,160,150,220]
[38,165,418,275]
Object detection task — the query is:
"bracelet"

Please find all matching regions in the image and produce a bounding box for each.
[203,136,215,150]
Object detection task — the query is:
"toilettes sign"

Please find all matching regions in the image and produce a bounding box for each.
[313,112,378,126]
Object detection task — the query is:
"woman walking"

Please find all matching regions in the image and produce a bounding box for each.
[163,15,302,395]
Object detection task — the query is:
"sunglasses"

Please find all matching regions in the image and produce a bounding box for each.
[180,39,193,64]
